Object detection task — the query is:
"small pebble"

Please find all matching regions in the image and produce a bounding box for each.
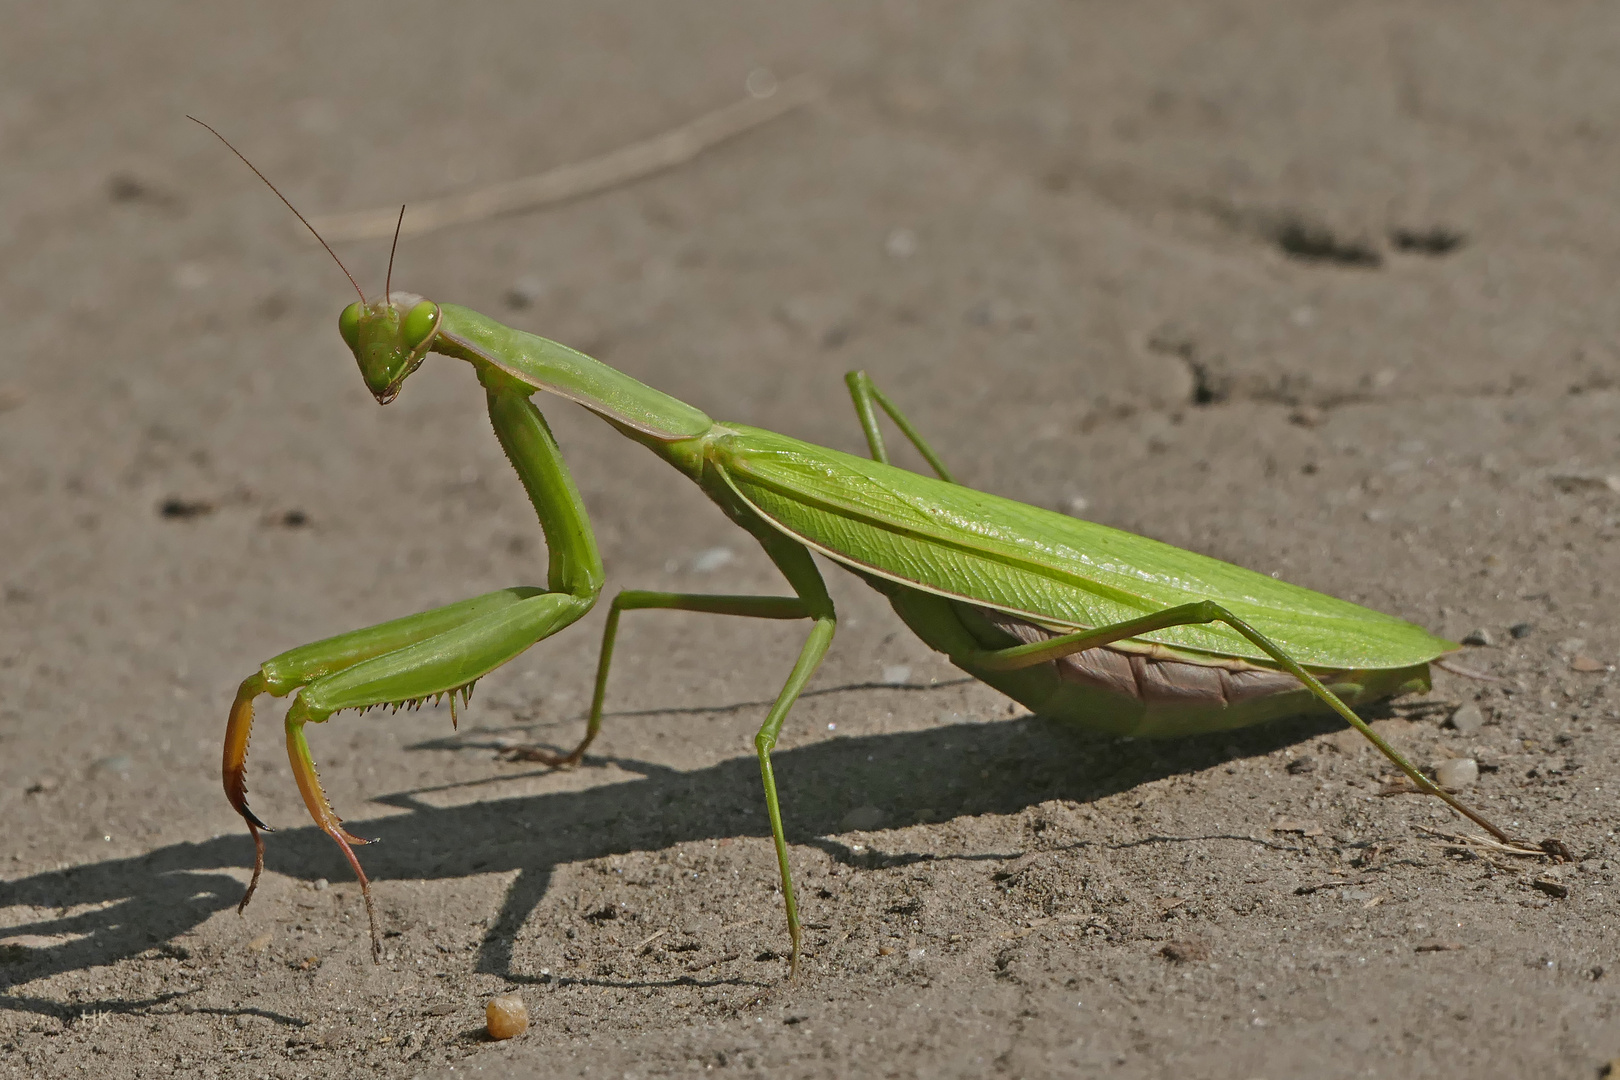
[1531,877,1569,900]
[1508,622,1534,639]
[485,993,528,1040]
[881,664,912,685]
[1461,628,1494,647]
[1285,755,1317,775]
[246,931,273,953]
[689,546,735,573]
[1435,758,1479,790]
[1448,702,1486,736]
[745,67,779,99]
[312,878,328,891]
[1570,655,1609,673]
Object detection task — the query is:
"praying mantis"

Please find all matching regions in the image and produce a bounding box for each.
[199,121,1523,974]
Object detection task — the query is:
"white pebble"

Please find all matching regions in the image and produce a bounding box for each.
[690,547,735,573]
[1448,702,1485,736]
[745,68,778,99]
[1436,758,1479,789]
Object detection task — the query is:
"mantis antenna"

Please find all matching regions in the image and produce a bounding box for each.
[187,115,367,305]
[384,205,405,305]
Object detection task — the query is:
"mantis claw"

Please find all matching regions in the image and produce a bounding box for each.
[226,673,383,958]
[222,674,270,828]
[284,697,384,960]
[222,673,276,912]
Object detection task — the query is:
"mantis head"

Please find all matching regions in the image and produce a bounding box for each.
[188,119,442,405]
[338,295,442,405]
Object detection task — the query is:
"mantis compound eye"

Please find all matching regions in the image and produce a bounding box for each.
[402,300,440,350]
[338,302,363,350]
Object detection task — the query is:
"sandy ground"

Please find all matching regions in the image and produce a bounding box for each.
[4,2,1620,1077]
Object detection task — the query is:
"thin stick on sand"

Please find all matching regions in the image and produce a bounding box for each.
[306,73,822,243]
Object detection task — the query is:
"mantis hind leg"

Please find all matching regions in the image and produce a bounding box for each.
[844,370,956,482]
[960,601,1516,845]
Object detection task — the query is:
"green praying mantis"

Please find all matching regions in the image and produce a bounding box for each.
[199,121,1523,974]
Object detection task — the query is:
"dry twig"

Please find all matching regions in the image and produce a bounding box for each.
[1413,825,1546,858]
[307,74,823,242]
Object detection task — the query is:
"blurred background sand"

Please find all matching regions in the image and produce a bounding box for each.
[3,3,1619,1077]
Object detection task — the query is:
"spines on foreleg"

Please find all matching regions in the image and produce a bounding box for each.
[342,678,480,727]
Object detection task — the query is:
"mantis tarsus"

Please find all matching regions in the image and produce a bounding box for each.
[199,120,1524,973]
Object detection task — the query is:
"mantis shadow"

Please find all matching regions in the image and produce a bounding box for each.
[0,705,1346,1020]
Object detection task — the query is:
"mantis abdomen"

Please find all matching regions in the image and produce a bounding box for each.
[961,604,1431,738]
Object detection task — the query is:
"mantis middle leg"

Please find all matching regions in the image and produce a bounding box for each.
[844,370,956,482]
[503,590,812,768]
[222,372,605,957]
[510,526,836,975]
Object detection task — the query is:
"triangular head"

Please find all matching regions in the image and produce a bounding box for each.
[337,296,442,404]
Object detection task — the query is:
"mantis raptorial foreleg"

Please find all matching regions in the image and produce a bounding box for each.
[224,373,605,957]
[222,592,543,894]
[223,589,543,824]
[959,600,1514,845]
[844,370,956,482]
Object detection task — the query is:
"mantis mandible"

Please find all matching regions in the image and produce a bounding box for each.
[198,121,1520,972]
